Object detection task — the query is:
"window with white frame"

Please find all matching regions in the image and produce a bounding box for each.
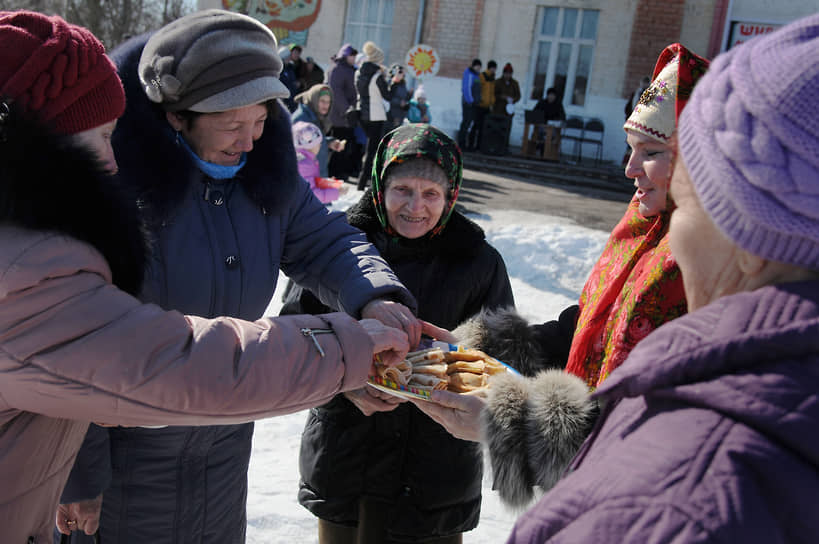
[529,7,599,107]
[344,0,394,60]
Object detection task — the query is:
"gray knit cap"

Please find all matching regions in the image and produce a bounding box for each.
[138,9,290,112]
[386,159,449,191]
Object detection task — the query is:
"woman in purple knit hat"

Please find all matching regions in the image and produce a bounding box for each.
[417,13,819,543]
[503,14,819,543]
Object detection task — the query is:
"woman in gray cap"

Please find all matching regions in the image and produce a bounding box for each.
[58,10,422,543]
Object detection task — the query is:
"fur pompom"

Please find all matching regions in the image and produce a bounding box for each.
[525,369,597,491]
[481,372,536,508]
[481,370,598,508]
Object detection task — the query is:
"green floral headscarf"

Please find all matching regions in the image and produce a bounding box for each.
[371,123,463,237]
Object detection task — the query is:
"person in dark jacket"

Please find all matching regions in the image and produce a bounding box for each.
[492,63,521,118]
[504,16,819,541]
[58,11,421,544]
[326,43,360,180]
[299,55,325,90]
[533,87,565,121]
[355,40,392,190]
[386,63,411,129]
[414,44,709,508]
[288,43,305,91]
[282,124,515,544]
[278,45,299,112]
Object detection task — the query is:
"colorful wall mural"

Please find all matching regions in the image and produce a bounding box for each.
[221,0,322,45]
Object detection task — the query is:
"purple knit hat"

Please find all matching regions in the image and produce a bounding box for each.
[678,14,819,269]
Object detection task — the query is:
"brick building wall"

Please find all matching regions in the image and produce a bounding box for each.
[622,0,685,97]
[387,0,421,67]
[679,0,718,57]
[422,0,485,78]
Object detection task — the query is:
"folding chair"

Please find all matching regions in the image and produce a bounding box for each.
[561,116,584,162]
[581,118,605,165]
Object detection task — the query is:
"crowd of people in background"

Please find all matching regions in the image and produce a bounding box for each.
[459,58,521,153]
[275,39,533,186]
[276,39,529,189]
[2,6,819,544]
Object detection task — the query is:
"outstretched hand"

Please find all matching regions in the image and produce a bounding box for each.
[419,320,459,344]
[362,299,422,348]
[410,389,486,442]
[358,318,409,367]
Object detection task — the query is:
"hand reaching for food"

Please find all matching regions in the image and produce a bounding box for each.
[358,318,409,367]
[420,320,458,344]
[361,299,421,348]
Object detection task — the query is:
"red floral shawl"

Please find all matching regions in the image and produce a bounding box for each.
[565,197,687,388]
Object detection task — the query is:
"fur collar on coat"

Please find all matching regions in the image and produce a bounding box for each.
[110,34,302,224]
[0,101,148,295]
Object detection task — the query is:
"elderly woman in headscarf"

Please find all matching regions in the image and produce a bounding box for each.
[413,44,710,507]
[58,10,421,544]
[282,123,515,543]
[503,15,819,541]
[293,83,346,178]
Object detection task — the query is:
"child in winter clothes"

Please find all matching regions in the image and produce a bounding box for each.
[407,86,431,123]
[293,121,346,204]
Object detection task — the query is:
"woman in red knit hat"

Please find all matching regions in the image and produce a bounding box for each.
[0,11,410,544]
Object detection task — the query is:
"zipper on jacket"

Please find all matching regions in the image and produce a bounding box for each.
[301,328,334,357]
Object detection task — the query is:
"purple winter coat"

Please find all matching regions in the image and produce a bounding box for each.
[508,280,819,543]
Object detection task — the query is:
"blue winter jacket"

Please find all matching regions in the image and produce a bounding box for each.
[507,280,819,543]
[462,67,480,104]
[59,34,415,544]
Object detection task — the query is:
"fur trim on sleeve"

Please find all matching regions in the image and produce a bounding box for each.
[453,307,572,376]
[481,370,597,508]
[481,372,534,508]
[454,307,546,376]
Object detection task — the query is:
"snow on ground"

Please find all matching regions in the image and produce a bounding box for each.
[249,189,610,543]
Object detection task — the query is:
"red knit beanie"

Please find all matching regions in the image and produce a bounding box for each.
[503,63,513,74]
[0,11,125,135]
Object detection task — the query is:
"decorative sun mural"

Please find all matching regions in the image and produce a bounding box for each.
[222,0,321,42]
[405,44,440,79]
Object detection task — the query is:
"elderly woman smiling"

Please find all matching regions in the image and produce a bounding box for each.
[283,124,514,544]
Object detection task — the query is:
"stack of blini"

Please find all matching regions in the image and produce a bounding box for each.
[376,347,507,393]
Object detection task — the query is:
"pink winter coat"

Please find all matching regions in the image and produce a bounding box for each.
[297,148,340,203]
[0,227,373,543]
